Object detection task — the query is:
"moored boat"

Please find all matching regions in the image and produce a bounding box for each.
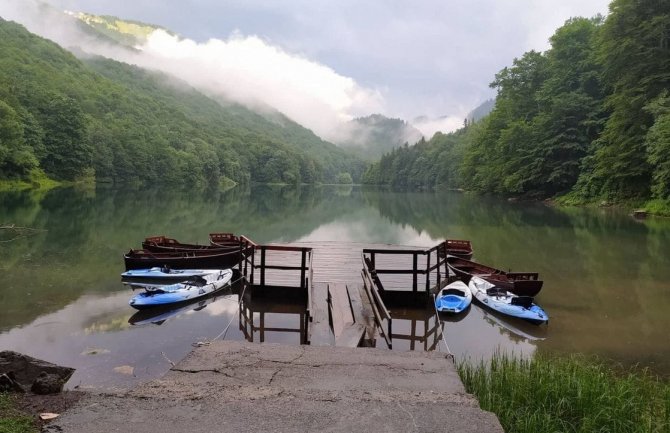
[468,276,548,325]
[121,267,224,280]
[445,239,473,259]
[124,248,242,270]
[435,280,472,314]
[209,232,244,247]
[447,256,543,296]
[129,269,234,310]
[142,235,241,253]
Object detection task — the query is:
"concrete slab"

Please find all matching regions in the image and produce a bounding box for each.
[47,341,503,433]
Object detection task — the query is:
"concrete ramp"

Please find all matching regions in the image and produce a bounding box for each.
[47,341,503,433]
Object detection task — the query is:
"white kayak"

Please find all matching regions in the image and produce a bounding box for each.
[121,267,223,280]
[128,269,233,310]
[435,280,472,314]
[468,276,548,325]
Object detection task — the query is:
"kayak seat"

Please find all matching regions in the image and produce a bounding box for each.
[486,288,506,297]
[511,296,534,308]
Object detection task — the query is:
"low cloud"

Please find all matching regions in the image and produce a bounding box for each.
[0,0,385,142]
[412,116,464,138]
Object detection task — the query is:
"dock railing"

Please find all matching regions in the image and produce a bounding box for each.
[361,263,392,349]
[362,241,449,292]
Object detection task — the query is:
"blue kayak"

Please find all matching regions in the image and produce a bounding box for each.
[435,280,472,314]
[129,269,233,310]
[468,276,548,325]
[122,267,223,280]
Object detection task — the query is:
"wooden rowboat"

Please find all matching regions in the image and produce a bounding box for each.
[124,248,242,271]
[142,235,241,253]
[445,239,473,259]
[447,256,543,297]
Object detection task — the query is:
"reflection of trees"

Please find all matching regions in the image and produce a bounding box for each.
[0,185,364,329]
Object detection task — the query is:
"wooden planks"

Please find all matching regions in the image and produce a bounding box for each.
[328,283,354,340]
[308,282,333,346]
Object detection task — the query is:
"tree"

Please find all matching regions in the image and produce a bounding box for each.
[39,95,91,181]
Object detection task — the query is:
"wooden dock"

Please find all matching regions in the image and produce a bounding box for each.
[236,238,451,349]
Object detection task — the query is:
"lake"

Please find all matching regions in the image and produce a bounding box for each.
[1,185,669,390]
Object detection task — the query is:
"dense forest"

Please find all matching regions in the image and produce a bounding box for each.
[0,19,365,187]
[364,0,670,207]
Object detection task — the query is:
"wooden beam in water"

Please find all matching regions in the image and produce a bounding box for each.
[328,283,354,340]
[309,282,333,346]
[336,323,366,348]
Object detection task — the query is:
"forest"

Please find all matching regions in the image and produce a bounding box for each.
[364,0,670,208]
[0,18,365,187]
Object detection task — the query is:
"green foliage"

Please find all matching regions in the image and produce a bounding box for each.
[0,393,37,433]
[577,0,670,200]
[335,172,353,184]
[0,18,364,187]
[458,352,670,433]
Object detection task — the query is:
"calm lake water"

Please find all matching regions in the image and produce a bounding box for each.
[1,185,669,390]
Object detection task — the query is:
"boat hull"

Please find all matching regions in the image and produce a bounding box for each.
[447,256,543,296]
[129,269,234,310]
[435,280,472,314]
[468,276,548,325]
[124,249,242,271]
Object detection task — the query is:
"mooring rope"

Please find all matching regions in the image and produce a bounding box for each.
[192,274,248,347]
[432,293,455,362]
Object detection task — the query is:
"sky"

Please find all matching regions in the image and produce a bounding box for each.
[2,0,612,139]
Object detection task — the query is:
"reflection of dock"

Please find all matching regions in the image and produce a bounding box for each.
[237,237,451,349]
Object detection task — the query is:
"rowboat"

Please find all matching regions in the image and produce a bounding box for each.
[121,267,224,280]
[123,248,242,270]
[128,269,233,310]
[142,235,241,253]
[209,232,244,247]
[468,276,548,325]
[445,239,473,259]
[447,256,543,296]
[435,280,472,314]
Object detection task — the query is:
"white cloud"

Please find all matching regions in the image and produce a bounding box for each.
[413,116,464,138]
[132,30,384,140]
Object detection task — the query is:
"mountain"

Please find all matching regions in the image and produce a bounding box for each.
[334,114,424,161]
[467,99,495,123]
[0,18,365,186]
[68,12,171,47]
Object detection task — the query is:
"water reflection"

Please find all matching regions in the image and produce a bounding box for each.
[1,185,669,380]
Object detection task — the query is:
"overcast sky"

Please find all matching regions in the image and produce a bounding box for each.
[12,0,612,136]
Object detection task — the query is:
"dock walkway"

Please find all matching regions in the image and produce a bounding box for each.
[49,341,504,433]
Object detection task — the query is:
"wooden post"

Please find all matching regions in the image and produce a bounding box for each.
[260,247,266,286]
[426,253,431,292]
[301,249,306,289]
[370,252,376,270]
[413,252,418,292]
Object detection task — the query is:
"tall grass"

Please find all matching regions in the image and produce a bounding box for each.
[458,353,670,433]
[0,393,36,433]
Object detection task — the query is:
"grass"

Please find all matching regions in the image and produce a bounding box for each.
[642,199,670,217]
[0,393,37,433]
[458,353,670,433]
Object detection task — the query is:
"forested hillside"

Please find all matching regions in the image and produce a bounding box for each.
[0,19,364,186]
[365,0,670,207]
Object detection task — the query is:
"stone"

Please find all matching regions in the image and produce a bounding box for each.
[32,372,66,395]
[0,351,74,393]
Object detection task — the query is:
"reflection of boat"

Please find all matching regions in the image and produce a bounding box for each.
[129,269,233,310]
[142,235,241,253]
[468,276,548,325]
[447,256,543,296]
[121,267,223,280]
[124,249,242,270]
[128,291,234,325]
[435,280,472,314]
[476,304,547,341]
